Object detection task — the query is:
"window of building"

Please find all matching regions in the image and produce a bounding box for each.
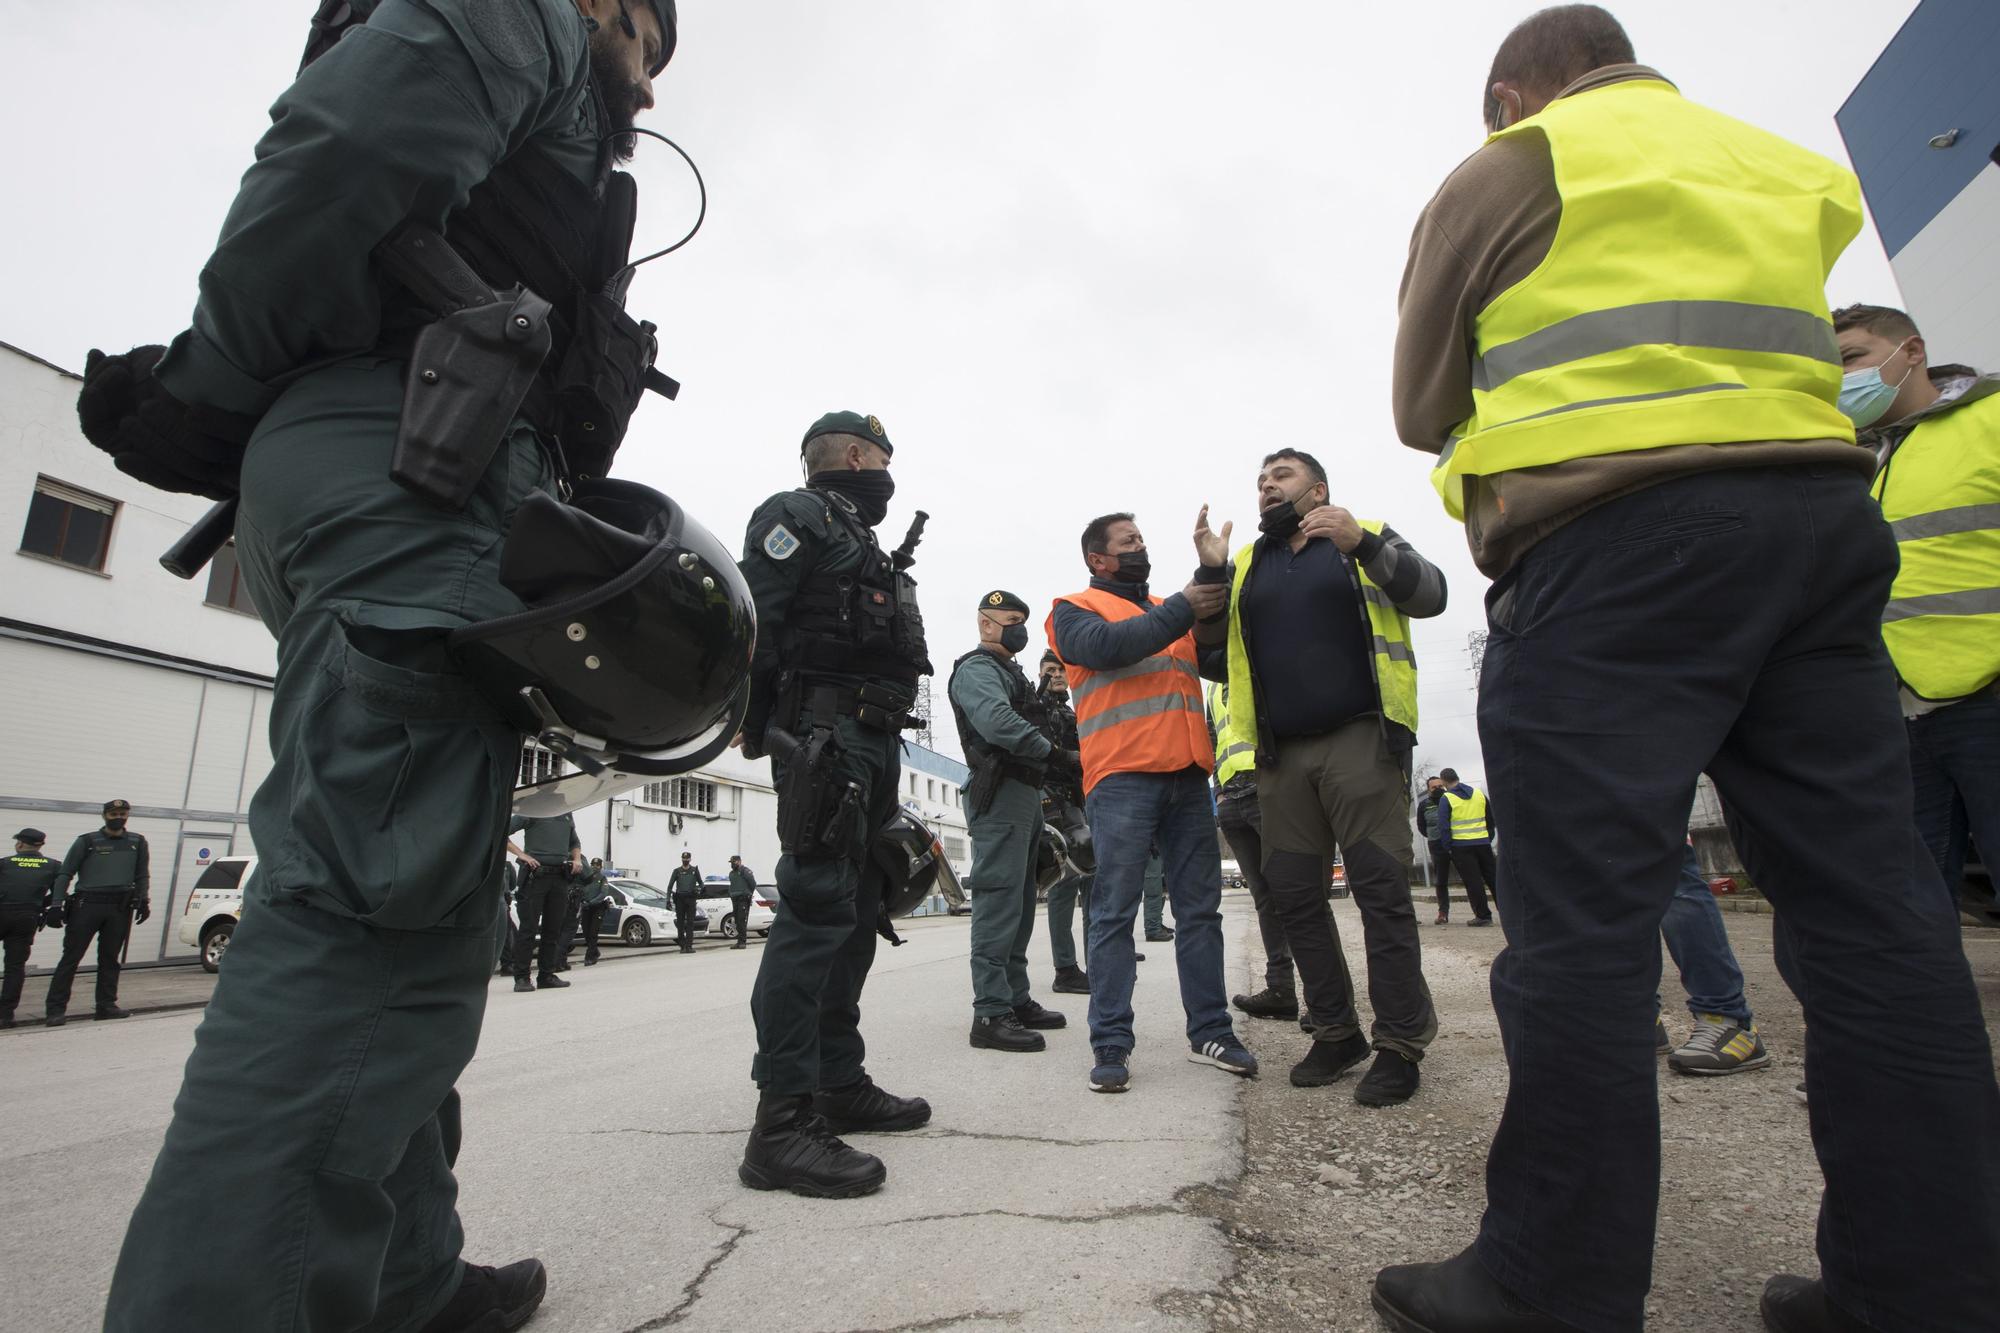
[642,777,718,814]
[20,476,117,572]
[203,540,258,616]
[520,743,564,786]
[909,773,919,797]
[943,834,968,862]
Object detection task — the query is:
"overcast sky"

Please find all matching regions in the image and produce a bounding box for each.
[6,0,1921,776]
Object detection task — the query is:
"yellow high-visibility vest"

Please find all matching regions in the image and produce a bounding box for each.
[1445,786,1489,843]
[1432,78,1862,519]
[1217,521,1418,765]
[1872,390,2000,701]
[1206,682,1256,786]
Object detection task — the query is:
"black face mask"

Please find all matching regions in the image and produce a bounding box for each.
[1110,551,1150,584]
[1258,499,1303,541]
[809,468,895,527]
[997,623,1030,654]
[104,816,128,830]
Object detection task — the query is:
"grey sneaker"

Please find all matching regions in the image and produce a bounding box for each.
[1189,1037,1258,1078]
[1668,1014,1770,1076]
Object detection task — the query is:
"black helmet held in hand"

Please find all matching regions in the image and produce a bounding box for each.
[453,478,753,777]
[873,809,965,918]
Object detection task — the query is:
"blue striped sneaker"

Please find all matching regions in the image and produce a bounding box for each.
[1090,1046,1130,1093]
[1190,1037,1258,1078]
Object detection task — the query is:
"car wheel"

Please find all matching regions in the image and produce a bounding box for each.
[200,921,234,974]
[720,913,737,939]
[623,918,651,947]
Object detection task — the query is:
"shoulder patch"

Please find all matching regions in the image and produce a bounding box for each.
[763,525,800,561]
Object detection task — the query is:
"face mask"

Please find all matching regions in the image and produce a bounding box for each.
[1109,551,1150,584]
[104,816,127,830]
[996,623,1029,654]
[808,468,896,527]
[1838,339,1914,429]
[1256,482,1320,540]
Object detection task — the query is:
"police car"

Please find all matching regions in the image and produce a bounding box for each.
[177,854,256,973]
[695,875,775,939]
[600,877,704,947]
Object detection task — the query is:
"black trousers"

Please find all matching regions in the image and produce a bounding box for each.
[1448,843,1495,920]
[46,895,134,1013]
[580,902,607,960]
[1472,466,2000,1332]
[730,896,751,942]
[673,897,697,949]
[1427,844,1453,914]
[1217,789,1293,993]
[512,870,570,980]
[556,892,582,965]
[1,909,39,1012]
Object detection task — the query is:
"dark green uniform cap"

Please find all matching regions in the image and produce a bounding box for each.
[979,590,1030,616]
[801,411,893,457]
[14,828,45,845]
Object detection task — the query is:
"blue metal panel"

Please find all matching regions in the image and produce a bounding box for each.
[1837,0,2000,257]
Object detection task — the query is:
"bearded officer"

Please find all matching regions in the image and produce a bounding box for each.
[1,829,61,1029]
[737,411,934,1198]
[950,591,1078,1052]
[45,799,151,1025]
[78,1,684,1328]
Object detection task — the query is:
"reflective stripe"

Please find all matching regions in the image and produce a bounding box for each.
[1071,655,1200,702]
[1889,503,2000,543]
[1075,691,1202,739]
[1488,382,1750,430]
[1882,586,2000,623]
[1217,741,1256,762]
[1372,635,1415,664]
[1472,301,1837,393]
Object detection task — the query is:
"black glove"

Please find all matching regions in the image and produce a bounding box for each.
[44,903,66,929]
[134,902,152,925]
[1050,749,1083,784]
[77,345,258,500]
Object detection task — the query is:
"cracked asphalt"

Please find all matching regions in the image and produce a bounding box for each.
[0,911,1244,1332]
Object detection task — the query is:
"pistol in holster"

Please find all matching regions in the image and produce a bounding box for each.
[768,723,865,861]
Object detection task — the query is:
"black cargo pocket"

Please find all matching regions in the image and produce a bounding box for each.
[278,611,515,932]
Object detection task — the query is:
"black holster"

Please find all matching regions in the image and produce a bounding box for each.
[966,752,1002,819]
[552,292,675,481]
[771,724,865,861]
[393,288,553,510]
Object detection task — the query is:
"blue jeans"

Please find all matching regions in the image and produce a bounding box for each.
[1474,467,1999,1333]
[1083,767,1234,1054]
[1658,843,1751,1025]
[1908,692,2000,906]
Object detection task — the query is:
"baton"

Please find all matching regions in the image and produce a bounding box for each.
[160,497,239,580]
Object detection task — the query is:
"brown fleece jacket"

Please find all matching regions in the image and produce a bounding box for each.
[1393,64,1871,578]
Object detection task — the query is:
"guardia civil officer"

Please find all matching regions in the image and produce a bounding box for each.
[1038,653,1092,993]
[579,858,612,965]
[46,799,151,1025]
[737,411,934,1198]
[669,851,703,951]
[508,813,582,990]
[726,854,756,948]
[1,829,61,1028]
[82,2,688,1327]
[949,591,1080,1052]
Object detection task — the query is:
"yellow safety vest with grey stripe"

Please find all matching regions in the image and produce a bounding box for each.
[1220,523,1418,764]
[1870,390,2000,701]
[1431,78,1861,519]
[1206,682,1255,786]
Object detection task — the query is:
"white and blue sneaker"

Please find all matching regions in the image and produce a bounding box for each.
[1189,1037,1258,1078]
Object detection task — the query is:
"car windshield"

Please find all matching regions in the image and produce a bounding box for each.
[617,881,671,908]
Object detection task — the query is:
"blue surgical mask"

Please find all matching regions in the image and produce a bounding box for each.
[1838,339,1914,428]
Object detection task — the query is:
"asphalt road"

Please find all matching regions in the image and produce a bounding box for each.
[0,908,1249,1332]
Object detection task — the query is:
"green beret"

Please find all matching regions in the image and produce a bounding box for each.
[979,589,1030,616]
[802,410,893,457]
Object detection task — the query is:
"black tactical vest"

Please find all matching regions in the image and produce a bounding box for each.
[947,649,1052,767]
[784,488,932,691]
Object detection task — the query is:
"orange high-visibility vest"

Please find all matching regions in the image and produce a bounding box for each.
[1045,587,1212,795]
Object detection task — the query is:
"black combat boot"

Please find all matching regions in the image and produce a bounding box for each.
[415,1257,547,1333]
[45,1010,66,1027]
[1232,987,1299,1020]
[96,1004,132,1020]
[739,1094,886,1198]
[536,973,570,989]
[1052,965,1089,994]
[513,977,535,993]
[814,1075,932,1134]
[970,1012,1046,1052]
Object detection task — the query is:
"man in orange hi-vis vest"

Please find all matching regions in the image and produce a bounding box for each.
[1046,510,1254,1094]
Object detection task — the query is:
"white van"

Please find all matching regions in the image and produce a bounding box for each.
[177,855,256,972]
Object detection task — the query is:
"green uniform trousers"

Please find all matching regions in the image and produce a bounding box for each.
[750,714,898,1095]
[107,358,544,1333]
[1046,871,1092,969]
[968,777,1044,1015]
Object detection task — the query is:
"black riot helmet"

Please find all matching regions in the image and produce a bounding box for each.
[1035,823,1071,893]
[453,478,753,777]
[873,809,965,918]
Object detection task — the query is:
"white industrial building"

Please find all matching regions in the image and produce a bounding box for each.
[0,339,968,974]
